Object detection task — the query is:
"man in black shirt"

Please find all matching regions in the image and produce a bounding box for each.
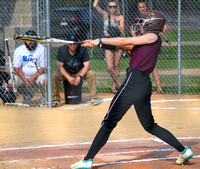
[52,34,99,106]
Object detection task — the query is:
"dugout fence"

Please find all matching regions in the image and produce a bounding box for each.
[0,0,199,107]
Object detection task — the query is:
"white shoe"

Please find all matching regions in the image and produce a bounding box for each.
[70,159,93,169]
[176,147,193,165]
[52,100,60,107]
[90,98,101,106]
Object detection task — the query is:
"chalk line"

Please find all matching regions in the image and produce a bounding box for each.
[59,98,200,110]
[0,136,200,151]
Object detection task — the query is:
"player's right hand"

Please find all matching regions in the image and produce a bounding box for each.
[82,39,99,48]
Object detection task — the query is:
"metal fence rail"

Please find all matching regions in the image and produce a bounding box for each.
[0,0,199,107]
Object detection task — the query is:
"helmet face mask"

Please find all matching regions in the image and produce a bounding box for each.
[133,10,166,35]
[133,18,144,36]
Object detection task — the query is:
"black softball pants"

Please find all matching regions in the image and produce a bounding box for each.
[85,68,185,160]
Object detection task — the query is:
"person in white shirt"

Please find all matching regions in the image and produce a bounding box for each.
[9,30,47,104]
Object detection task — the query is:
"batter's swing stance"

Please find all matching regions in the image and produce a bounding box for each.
[70,10,193,169]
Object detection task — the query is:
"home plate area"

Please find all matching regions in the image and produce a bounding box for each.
[0,137,199,169]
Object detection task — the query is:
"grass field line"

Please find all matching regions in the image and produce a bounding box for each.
[158,68,200,76]
[162,41,200,46]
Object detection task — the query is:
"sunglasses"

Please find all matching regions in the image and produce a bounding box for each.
[108,5,117,9]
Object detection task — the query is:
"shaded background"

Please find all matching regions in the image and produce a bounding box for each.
[0,0,199,106]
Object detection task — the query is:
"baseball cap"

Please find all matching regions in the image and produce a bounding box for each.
[67,34,79,43]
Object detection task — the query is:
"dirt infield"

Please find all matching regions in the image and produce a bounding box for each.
[0,93,199,169]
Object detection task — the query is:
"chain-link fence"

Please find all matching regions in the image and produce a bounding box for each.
[0,0,199,107]
[0,0,47,107]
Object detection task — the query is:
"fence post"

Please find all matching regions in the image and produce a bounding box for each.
[46,0,52,108]
[178,0,182,94]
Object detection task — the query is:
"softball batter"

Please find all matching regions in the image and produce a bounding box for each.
[71,10,193,169]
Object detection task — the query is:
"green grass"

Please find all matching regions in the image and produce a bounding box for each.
[89,57,200,70]
[158,45,200,60]
[165,31,200,41]
[157,59,200,69]
[151,75,200,94]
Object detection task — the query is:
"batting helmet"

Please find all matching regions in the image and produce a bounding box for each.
[0,83,16,104]
[141,10,166,32]
[133,10,166,34]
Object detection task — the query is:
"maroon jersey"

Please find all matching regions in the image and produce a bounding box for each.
[129,34,161,75]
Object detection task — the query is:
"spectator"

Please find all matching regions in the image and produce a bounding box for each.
[0,49,16,104]
[130,1,167,94]
[8,30,47,104]
[0,50,9,86]
[93,0,124,94]
[52,34,100,107]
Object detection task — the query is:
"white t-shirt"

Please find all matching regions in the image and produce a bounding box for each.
[13,43,47,77]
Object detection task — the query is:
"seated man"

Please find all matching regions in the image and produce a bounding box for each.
[52,34,99,106]
[9,30,47,104]
[0,50,16,104]
[0,49,9,86]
